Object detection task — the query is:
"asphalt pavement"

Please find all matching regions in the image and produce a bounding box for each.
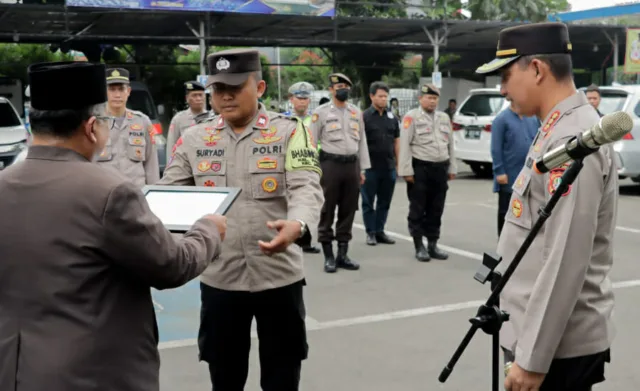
[154,162,640,391]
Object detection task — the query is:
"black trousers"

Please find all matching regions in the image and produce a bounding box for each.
[360,168,396,234]
[318,156,360,243]
[198,280,308,391]
[503,349,610,391]
[497,188,512,237]
[406,158,449,240]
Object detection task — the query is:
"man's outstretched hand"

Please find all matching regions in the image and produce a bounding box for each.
[258,220,302,256]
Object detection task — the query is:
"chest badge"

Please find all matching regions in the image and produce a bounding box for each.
[198,161,212,172]
[511,199,523,218]
[130,123,142,131]
[132,137,144,145]
[257,157,278,169]
[262,177,278,193]
[204,180,215,187]
[256,114,269,128]
[203,133,222,147]
[126,111,134,120]
[253,127,283,144]
[211,161,222,172]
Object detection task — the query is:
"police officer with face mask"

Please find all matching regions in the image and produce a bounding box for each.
[309,73,371,273]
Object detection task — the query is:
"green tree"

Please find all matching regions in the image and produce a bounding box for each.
[0,44,73,80]
[467,0,569,22]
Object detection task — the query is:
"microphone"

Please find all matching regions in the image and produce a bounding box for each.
[533,111,633,174]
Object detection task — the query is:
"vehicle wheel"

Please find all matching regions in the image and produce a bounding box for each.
[470,163,493,178]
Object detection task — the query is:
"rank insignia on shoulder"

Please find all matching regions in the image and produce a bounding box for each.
[512,199,523,218]
[257,157,278,169]
[542,110,561,136]
[403,117,412,129]
[548,168,571,196]
[261,176,278,192]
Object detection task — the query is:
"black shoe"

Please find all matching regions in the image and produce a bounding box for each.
[428,240,449,260]
[302,245,321,254]
[375,232,395,244]
[413,236,430,262]
[322,242,337,273]
[336,242,360,270]
[366,233,377,246]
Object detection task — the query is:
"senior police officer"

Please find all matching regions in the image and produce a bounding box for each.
[309,73,371,273]
[0,61,226,391]
[166,80,207,161]
[98,68,159,187]
[476,22,615,391]
[398,84,455,262]
[159,48,323,391]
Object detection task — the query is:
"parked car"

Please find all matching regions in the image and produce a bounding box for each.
[128,81,167,176]
[0,97,29,170]
[452,88,509,177]
[581,85,640,183]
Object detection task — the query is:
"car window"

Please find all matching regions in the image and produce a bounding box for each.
[0,102,21,127]
[459,94,505,117]
[598,92,628,115]
[127,90,157,120]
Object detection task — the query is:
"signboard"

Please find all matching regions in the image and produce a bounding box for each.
[431,71,442,88]
[624,28,640,74]
[65,0,335,16]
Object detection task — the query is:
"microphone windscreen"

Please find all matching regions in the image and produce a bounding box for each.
[596,111,633,144]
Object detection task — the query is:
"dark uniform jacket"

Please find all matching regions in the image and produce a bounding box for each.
[0,146,222,391]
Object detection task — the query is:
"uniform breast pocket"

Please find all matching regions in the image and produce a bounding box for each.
[505,173,533,230]
[414,122,432,140]
[325,121,343,141]
[192,159,227,187]
[126,135,147,162]
[348,120,361,140]
[438,124,451,141]
[97,139,113,162]
[248,155,286,199]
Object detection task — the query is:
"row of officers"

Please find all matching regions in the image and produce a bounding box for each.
[0,22,615,391]
[0,48,457,391]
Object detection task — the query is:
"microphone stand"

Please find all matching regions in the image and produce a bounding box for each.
[438,157,585,390]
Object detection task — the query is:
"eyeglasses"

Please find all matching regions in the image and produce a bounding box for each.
[95,115,116,130]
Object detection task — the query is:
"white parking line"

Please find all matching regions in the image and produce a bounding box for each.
[352,223,482,261]
[158,278,640,351]
[616,226,640,234]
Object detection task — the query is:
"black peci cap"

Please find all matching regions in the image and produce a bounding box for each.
[28,61,107,111]
[476,22,572,75]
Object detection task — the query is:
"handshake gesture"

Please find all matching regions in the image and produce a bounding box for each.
[203,216,302,256]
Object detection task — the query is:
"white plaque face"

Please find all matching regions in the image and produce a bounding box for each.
[145,190,229,228]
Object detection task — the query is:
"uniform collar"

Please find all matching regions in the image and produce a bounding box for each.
[26,145,90,162]
[539,92,588,130]
[368,105,388,116]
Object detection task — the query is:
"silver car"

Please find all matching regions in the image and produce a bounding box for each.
[580,85,640,182]
[0,97,28,170]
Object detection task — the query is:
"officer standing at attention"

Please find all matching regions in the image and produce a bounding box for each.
[166,81,207,162]
[398,84,455,262]
[159,48,323,391]
[0,61,226,390]
[309,73,371,273]
[98,68,159,187]
[283,81,322,254]
[476,22,615,391]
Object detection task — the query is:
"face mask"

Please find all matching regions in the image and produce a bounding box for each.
[335,88,349,102]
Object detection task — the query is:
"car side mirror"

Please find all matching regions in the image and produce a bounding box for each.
[157,104,165,116]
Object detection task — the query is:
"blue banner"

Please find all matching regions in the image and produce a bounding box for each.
[65,0,335,16]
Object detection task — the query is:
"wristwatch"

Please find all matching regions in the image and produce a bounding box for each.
[295,219,308,236]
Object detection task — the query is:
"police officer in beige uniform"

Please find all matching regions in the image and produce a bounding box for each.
[98,68,160,187]
[398,84,455,262]
[476,22,615,391]
[309,73,370,273]
[166,81,207,162]
[159,48,323,391]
